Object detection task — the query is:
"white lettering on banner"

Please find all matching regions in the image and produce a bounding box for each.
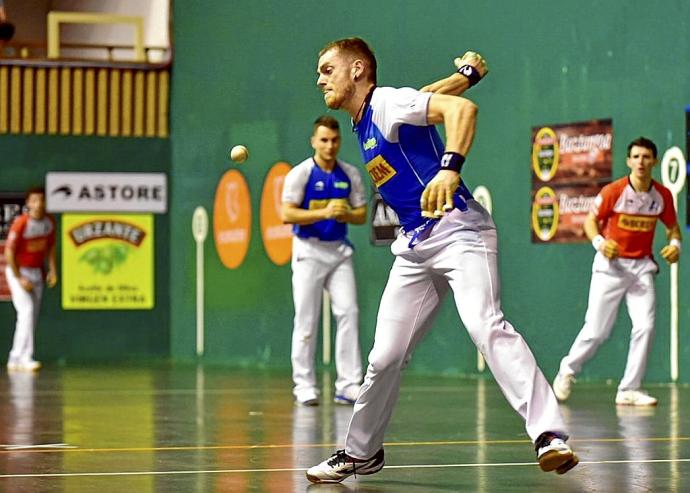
[217,229,247,244]
[46,172,167,213]
[265,224,292,240]
[558,133,612,154]
[558,194,596,214]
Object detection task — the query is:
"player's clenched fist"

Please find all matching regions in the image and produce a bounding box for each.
[600,239,620,259]
[420,50,488,95]
[454,51,489,79]
[660,243,680,264]
[324,199,350,222]
[420,170,459,218]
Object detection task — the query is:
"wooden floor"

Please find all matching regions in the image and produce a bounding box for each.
[0,366,688,492]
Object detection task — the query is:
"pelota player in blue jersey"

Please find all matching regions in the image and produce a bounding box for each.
[282,116,367,407]
[306,38,578,483]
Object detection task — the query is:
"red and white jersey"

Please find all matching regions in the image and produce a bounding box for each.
[6,213,56,268]
[593,176,676,259]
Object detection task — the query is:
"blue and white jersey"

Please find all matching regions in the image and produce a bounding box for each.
[282,158,366,241]
[354,86,473,231]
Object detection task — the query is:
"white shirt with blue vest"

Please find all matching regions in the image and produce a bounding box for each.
[353,86,476,236]
[282,158,366,242]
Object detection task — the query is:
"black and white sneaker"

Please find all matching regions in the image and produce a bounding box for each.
[306,449,384,483]
[535,432,579,474]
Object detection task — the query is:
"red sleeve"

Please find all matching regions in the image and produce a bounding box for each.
[594,183,616,221]
[658,185,678,227]
[5,215,26,251]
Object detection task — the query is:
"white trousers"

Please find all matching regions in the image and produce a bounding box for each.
[5,266,44,364]
[560,253,657,391]
[290,237,363,399]
[344,202,566,459]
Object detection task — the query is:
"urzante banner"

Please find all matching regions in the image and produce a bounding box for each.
[531,119,613,243]
[62,214,154,309]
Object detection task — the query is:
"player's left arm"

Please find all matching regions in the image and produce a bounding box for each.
[420,51,488,96]
[420,94,477,215]
[339,205,367,225]
[660,222,681,264]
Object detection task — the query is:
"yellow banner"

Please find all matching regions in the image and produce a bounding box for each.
[62,214,154,310]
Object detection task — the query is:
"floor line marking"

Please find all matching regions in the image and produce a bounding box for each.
[1,436,689,454]
[0,458,688,479]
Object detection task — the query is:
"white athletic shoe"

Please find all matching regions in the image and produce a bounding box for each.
[295,388,319,407]
[535,432,579,474]
[7,360,41,372]
[333,386,360,405]
[615,390,657,406]
[552,373,575,402]
[306,449,385,483]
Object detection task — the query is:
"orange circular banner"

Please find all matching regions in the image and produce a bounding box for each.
[213,170,251,269]
[260,162,293,266]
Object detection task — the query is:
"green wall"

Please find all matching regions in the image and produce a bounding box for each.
[0,135,170,362]
[170,0,690,383]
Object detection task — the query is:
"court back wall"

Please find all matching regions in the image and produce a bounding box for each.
[0,136,171,362]
[170,0,690,383]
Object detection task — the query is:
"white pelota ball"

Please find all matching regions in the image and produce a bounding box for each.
[230,145,249,163]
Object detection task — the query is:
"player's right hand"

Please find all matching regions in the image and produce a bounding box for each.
[421,170,459,218]
[324,200,350,222]
[19,276,34,293]
[601,239,620,259]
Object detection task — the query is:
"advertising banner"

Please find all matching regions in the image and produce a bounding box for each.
[0,193,25,301]
[260,162,292,266]
[686,107,690,229]
[46,172,167,213]
[213,170,251,269]
[62,214,154,309]
[370,191,401,246]
[531,119,613,243]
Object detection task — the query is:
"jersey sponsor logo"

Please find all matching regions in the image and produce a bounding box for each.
[308,199,329,210]
[363,138,377,151]
[617,214,656,232]
[334,181,349,190]
[365,155,397,188]
[26,238,48,253]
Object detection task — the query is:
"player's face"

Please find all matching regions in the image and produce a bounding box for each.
[26,192,46,219]
[317,49,355,110]
[626,145,657,180]
[311,126,341,164]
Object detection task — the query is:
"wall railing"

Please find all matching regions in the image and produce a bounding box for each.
[0,58,170,138]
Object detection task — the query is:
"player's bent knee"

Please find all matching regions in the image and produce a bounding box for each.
[368,347,407,373]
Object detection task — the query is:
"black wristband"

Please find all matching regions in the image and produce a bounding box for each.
[440,152,465,172]
[456,64,481,87]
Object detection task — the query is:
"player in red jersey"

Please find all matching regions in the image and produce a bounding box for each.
[4,187,57,371]
[553,137,681,406]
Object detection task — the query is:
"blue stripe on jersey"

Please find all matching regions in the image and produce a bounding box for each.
[354,102,473,231]
[294,160,352,241]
